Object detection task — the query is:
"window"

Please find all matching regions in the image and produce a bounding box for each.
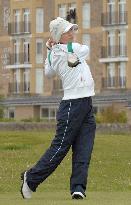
[23,40,30,63]
[107,0,116,24]
[82,3,90,29]
[41,108,48,118]
[119,0,126,24]
[23,8,30,33]
[108,31,115,57]
[14,40,20,64]
[36,69,43,94]
[82,34,90,59]
[36,39,43,64]
[23,69,30,93]
[40,107,57,120]
[14,9,20,33]
[14,69,20,93]
[8,108,15,119]
[50,108,56,119]
[36,8,44,33]
[58,4,77,23]
[58,4,67,19]
[107,63,115,87]
[118,30,126,56]
[119,62,126,88]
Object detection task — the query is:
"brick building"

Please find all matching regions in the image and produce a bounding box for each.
[1,0,56,119]
[0,0,131,122]
[0,0,10,96]
[99,0,131,121]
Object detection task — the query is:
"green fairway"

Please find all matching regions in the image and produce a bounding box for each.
[0,192,131,205]
[0,131,131,204]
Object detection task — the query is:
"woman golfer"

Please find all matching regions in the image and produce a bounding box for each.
[21,17,96,200]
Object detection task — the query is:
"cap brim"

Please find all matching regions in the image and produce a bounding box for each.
[63,23,78,33]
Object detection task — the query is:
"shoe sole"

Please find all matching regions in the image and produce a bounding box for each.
[72,192,84,200]
[72,194,83,199]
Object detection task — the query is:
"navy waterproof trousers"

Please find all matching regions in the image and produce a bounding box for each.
[26,97,96,195]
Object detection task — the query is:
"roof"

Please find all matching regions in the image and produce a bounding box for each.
[0,91,131,107]
[0,95,62,107]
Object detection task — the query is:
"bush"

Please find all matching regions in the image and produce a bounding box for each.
[0,95,4,118]
[95,105,127,123]
[20,118,45,122]
[0,106,4,118]
[20,118,35,122]
[20,118,56,123]
[0,118,15,122]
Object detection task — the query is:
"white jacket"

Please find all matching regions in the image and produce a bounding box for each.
[45,43,95,100]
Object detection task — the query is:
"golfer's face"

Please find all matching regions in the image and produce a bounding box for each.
[60,28,77,43]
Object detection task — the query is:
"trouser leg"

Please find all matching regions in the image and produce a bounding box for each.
[70,101,96,195]
[26,99,85,192]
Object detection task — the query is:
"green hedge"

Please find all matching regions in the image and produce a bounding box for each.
[0,106,4,118]
[95,106,127,123]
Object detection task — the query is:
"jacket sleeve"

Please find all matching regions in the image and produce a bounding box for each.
[45,49,64,78]
[44,50,56,78]
[73,43,89,61]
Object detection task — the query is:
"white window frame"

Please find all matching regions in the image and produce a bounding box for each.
[23,69,30,93]
[118,30,126,56]
[36,39,43,64]
[14,40,20,64]
[107,0,116,24]
[14,69,20,93]
[8,107,15,119]
[14,9,20,33]
[23,8,30,33]
[118,0,126,24]
[58,4,67,19]
[23,40,30,63]
[118,62,126,88]
[107,63,115,87]
[82,34,90,60]
[108,31,115,57]
[36,8,44,33]
[40,106,58,120]
[82,2,90,29]
[36,69,44,94]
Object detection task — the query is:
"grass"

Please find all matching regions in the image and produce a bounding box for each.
[0,192,131,205]
[0,131,131,204]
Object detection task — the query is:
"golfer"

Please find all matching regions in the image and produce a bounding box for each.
[21,17,96,200]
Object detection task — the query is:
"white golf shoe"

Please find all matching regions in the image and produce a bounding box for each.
[21,171,32,199]
[72,191,85,199]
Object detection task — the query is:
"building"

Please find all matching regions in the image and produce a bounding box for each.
[0,0,10,96]
[98,0,131,122]
[0,0,131,122]
[1,0,56,119]
[1,0,103,120]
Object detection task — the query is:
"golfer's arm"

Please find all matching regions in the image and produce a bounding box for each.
[44,56,56,78]
[73,43,89,61]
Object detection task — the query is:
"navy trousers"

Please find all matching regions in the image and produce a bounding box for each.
[26,97,96,194]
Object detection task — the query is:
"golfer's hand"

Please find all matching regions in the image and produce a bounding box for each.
[46,39,56,50]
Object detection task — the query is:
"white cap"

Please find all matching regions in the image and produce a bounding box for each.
[49,17,78,43]
[63,24,78,33]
